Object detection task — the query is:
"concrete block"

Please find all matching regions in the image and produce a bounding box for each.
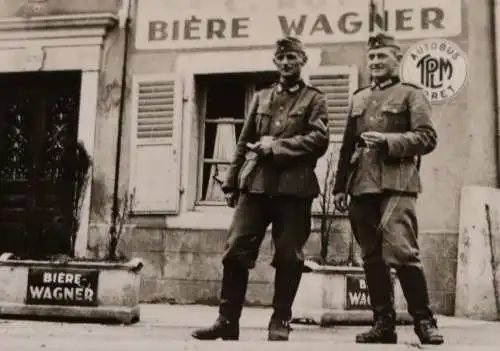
[0,253,143,325]
[163,229,227,254]
[456,186,500,320]
[293,263,411,325]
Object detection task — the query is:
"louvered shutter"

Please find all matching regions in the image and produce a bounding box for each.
[308,66,358,214]
[129,73,183,214]
[309,65,358,136]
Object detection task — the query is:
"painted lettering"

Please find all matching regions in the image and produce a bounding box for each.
[172,20,180,40]
[29,286,44,299]
[338,12,362,34]
[42,272,81,285]
[29,286,95,301]
[280,13,365,37]
[148,18,252,41]
[396,9,414,31]
[417,54,453,89]
[348,292,370,306]
[207,18,226,38]
[309,14,333,35]
[369,8,388,32]
[278,15,307,36]
[43,288,52,299]
[358,279,366,290]
[426,88,457,101]
[421,7,445,30]
[149,21,168,41]
[185,16,202,40]
[231,18,249,38]
[85,287,95,301]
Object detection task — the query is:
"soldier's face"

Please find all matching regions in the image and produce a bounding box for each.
[367,47,400,78]
[273,51,306,79]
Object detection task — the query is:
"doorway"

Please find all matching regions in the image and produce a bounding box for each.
[0,71,82,259]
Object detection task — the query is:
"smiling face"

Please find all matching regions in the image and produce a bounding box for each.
[273,51,307,80]
[367,47,401,79]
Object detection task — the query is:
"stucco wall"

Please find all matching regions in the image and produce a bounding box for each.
[21,0,491,315]
[0,0,120,17]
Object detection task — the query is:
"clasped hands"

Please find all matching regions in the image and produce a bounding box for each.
[360,131,387,149]
[246,136,274,156]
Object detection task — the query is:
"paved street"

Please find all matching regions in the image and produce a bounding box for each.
[0,304,499,350]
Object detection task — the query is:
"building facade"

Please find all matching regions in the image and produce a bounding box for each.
[0,0,496,315]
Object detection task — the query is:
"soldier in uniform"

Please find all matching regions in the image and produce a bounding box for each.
[333,33,444,345]
[192,36,329,342]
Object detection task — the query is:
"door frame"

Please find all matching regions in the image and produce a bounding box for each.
[0,13,117,257]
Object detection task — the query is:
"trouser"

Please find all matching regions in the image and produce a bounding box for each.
[219,193,313,321]
[348,193,434,322]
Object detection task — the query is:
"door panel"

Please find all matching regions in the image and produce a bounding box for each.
[0,71,81,259]
[0,95,36,258]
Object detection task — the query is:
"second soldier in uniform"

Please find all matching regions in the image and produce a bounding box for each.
[192,37,329,342]
[333,33,444,345]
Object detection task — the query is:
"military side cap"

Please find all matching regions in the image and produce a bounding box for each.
[367,33,400,50]
[275,36,305,54]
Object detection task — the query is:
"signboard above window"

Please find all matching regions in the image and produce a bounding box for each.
[135,0,462,50]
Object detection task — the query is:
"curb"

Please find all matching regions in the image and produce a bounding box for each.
[292,309,412,326]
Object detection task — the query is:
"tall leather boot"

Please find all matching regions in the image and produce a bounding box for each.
[396,265,444,345]
[268,261,303,341]
[191,264,249,340]
[356,261,398,344]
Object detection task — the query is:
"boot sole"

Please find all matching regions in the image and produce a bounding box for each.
[355,335,398,344]
[418,337,444,345]
[191,333,239,341]
[415,330,444,345]
[191,336,239,341]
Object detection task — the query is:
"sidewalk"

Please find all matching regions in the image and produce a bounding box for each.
[0,304,498,350]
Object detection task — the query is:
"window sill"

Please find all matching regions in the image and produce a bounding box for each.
[165,205,234,230]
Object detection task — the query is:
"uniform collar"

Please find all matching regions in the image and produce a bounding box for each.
[276,79,305,94]
[370,76,400,91]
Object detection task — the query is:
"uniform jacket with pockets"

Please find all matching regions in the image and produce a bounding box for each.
[222,81,330,198]
[333,80,437,196]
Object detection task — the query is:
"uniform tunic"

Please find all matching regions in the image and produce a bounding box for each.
[333,76,437,266]
[222,80,329,269]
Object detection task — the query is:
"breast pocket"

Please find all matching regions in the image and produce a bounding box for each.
[285,107,307,135]
[351,105,366,133]
[255,105,272,135]
[381,103,409,132]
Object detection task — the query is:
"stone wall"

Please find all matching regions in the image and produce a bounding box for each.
[97,220,458,315]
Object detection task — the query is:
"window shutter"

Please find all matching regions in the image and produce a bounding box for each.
[129,73,183,214]
[308,66,358,214]
[308,65,358,136]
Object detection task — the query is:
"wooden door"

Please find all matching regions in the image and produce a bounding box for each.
[0,71,81,259]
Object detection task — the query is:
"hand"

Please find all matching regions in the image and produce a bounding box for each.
[257,136,274,155]
[246,136,274,156]
[333,193,349,212]
[360,131,387,149]
[224,192,238,208]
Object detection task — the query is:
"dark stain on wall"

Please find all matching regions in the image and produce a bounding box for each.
[90,176,109,221]
[11,0,120,18]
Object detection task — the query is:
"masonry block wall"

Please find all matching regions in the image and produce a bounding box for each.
[94,221,458,315]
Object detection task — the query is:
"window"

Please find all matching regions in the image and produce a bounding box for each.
[128,65,358,214]
[196,72,278,204]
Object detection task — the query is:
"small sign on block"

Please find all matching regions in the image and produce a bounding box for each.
[345,274,371,310]
[26,268,100,307]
